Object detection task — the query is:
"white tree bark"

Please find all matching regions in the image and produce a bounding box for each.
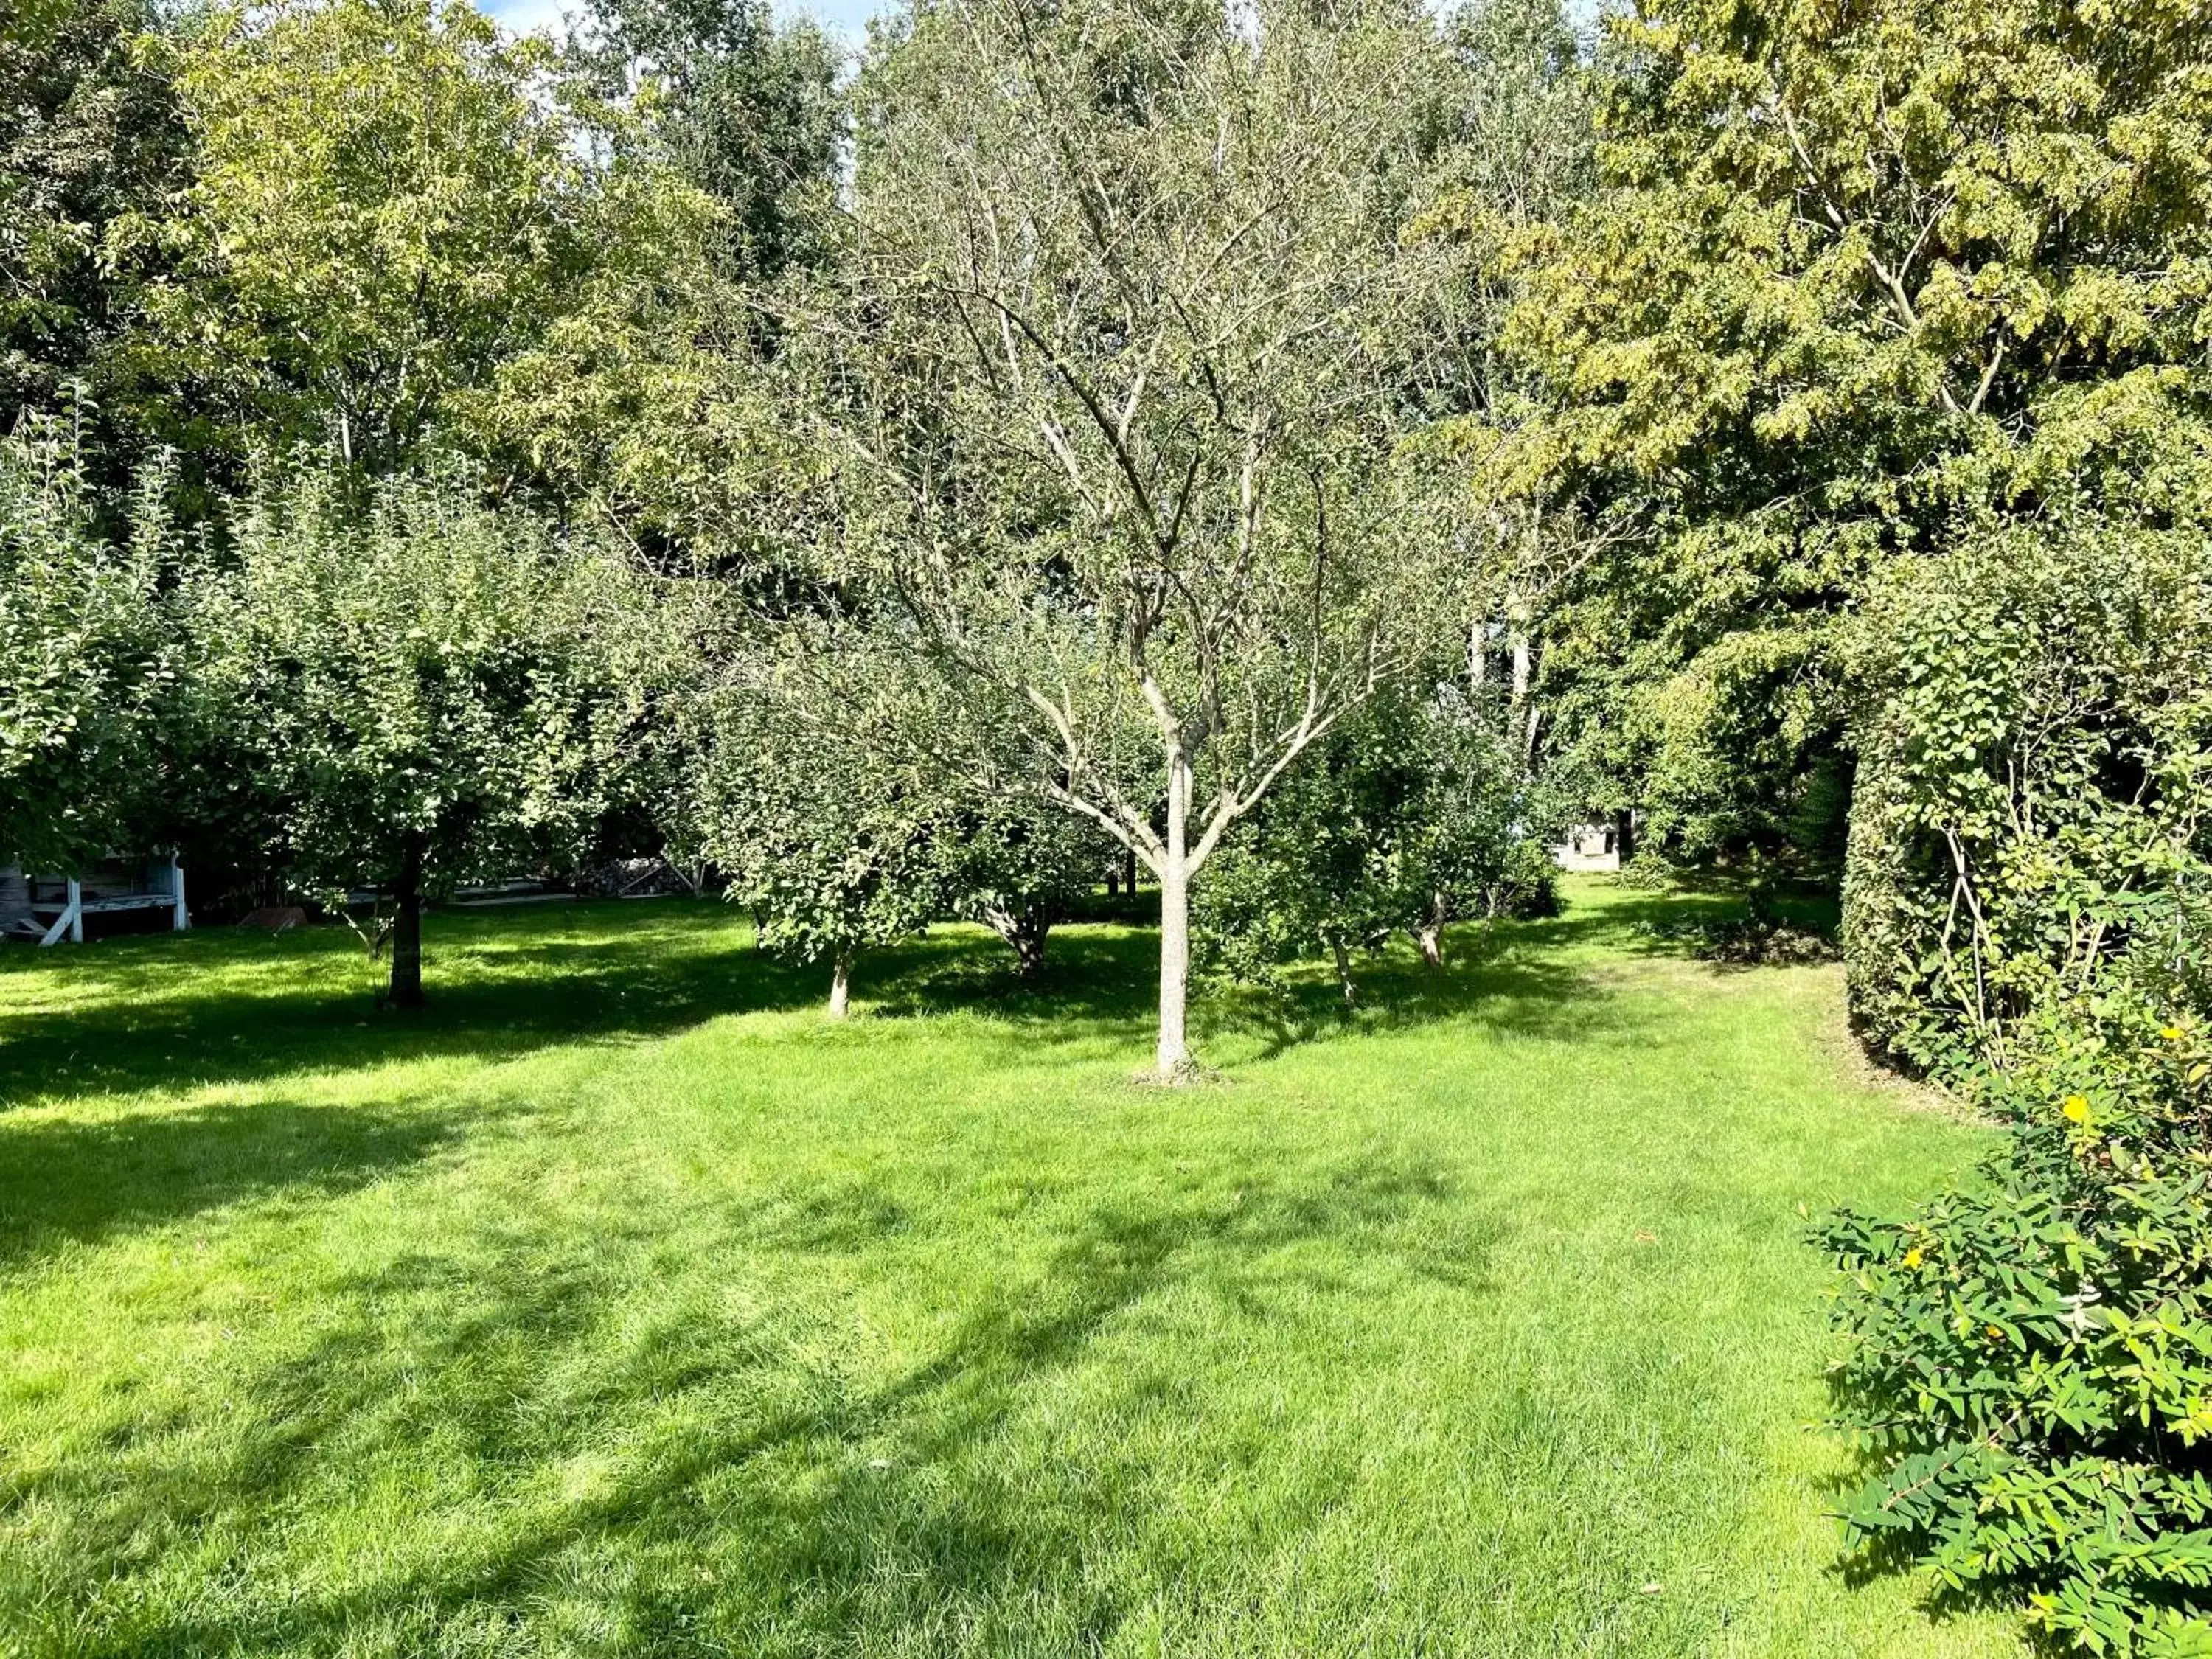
[1508,591,1533,710]
[1328,932,1357,1006]
[1416,921,1444,970]
[1155,745,1194,1077]
[827,953,852,1020]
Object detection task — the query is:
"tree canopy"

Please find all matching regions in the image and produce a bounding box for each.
[0,422,190,873]
[0,0,184,447]
[194,465,658,1004]
[1479,0,2212,856]
[133,0,717,478]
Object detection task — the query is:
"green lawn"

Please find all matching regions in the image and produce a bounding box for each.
[0,880,2026,1658]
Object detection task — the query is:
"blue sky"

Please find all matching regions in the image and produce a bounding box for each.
[476,0,878,46]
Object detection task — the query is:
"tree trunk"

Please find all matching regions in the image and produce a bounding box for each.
[827,953,851,1019]
[1508,592,1532,711]
[1155,751,1194,1079]
[987,907,1051,976]
[1015,911,1049,977]
[1124,844,1139,897]
[388,838,426,1009]
[1415,891,1447,969]
[1329,932,1358,1007]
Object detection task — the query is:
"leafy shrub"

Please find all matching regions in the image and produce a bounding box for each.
[928,795,1117,975]
[1826,518,2212,1653]
[1493,835,1562,919]
[1638,913,1838,966]
[199,464,656,908]
[1818,979,2212,1656]
[0,423,193,871]
[1195,687,1551,1000]
[1841,523,2212,1079]
[686,625,942,992]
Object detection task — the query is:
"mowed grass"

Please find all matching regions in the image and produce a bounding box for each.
[0,880,2027,1658]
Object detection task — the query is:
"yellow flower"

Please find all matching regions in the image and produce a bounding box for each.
[2161,1026,2186,1042]
[1986,1324,2006,1341]
[2062,1095,2091,1124]
[1902,1247,1924,1269]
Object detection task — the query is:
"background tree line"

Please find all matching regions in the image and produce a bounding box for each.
[4,0,2211,1644]
[2,0,1570,1033]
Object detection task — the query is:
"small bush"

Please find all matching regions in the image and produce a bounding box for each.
[1645,915,1837,966]
[1818,983,2212,1655]
[1493,835,1562,919]
[1194,688,1550,999]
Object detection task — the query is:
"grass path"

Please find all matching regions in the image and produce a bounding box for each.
[0,881,2025,1656]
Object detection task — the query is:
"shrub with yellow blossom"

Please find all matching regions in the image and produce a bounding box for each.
[1820,980,2212,1655]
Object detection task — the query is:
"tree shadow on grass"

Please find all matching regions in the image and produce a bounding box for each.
[866,925,1158,1031]
[0,1095,504,1270]
[0,882,1745,1285]
[1221,938,1672,1064]
[47,1155,1503,1658]
[872,895,1710,1067]
[2,885,1758,1112]
[0,899,823,1111]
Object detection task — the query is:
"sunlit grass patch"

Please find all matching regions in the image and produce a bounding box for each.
[0,881,2024,1656]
